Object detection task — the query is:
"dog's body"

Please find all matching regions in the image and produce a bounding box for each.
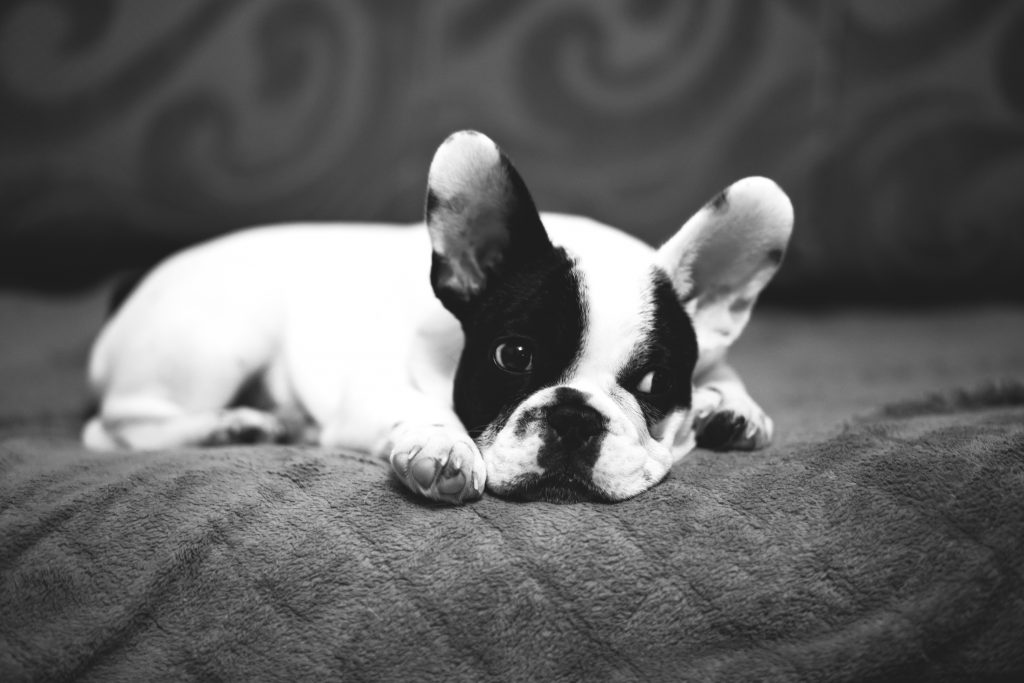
[85,131,793,503]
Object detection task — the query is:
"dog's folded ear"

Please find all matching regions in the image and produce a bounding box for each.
[655,177,794,374]
[425,130,551,318]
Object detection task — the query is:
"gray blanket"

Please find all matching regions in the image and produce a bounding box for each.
[2,381,1023,681]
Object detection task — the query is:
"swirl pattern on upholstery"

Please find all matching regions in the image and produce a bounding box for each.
[0,0,1021,302]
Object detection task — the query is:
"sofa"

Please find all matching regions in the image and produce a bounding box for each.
[2,2,1023,680]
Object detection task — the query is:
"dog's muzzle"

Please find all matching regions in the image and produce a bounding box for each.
[503,388,612,502]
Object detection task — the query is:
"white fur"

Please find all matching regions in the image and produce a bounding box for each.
[473,217,686,499]
[86,132,793,504]
[656,176,793,376]
[86,213,655,458]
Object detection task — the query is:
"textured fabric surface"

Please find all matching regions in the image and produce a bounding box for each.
[1,292,1024,681]
[2,0,1023,302]
[2,394,1024,681]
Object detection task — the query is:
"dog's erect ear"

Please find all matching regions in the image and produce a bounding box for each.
[655,177,793,375]
[425,130,551,318]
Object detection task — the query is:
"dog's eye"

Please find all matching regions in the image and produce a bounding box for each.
[635,369,673,396]
[493,338,534,374]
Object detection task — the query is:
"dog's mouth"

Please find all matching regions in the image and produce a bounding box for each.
[494,470,614,504]
[475,386,682,503]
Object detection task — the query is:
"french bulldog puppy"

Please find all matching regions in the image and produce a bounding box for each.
[84,131,793,504]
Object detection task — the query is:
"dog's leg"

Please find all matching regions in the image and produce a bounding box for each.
[320,390,486,504]
[692,361,773,450]
[85,323,299,451]
[83,400,298,451]
[386,419,487,505]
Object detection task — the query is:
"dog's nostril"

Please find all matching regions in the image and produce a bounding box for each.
[547,403,604,448]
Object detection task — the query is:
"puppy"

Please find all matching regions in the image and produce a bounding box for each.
[84,131,793,504]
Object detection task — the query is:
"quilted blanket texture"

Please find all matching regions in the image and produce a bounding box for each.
[1,294,1023,681]
[2,384,1023,681]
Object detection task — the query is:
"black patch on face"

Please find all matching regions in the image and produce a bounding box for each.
[617,268,699,433]
[503,388,613,503]
[503,388,608,502]
[537,386,606,465]
[452,246,587,440]
[707,188,729,212]
[767,248,785,266]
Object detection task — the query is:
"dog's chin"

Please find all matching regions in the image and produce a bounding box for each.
[491,471,613,504]
[479,431,678,503]
[487,468,669,503]
[483,455,671,504]
[476,397,692,503]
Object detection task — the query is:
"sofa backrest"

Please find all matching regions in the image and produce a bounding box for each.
[1,1,1021,304]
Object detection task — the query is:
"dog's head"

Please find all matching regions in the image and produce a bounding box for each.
[426,131,792,502]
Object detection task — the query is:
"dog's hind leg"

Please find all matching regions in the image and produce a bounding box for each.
[82,402,296,451]
[84,331,301,451]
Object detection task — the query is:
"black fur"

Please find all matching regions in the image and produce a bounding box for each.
[541,387,606,454]
[426,151,551,321]
[510,387,608,502]
[425,188,440,220]
[433,140,700,502]
[537,387,605,468]
[452,246,586,440]
[432,140,589,444]
[708,188,729,212]
[497,268,698,503]
[696,412,748,449]
[617,269,699,433]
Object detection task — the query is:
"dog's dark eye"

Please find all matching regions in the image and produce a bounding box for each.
[635,368,674,396]
[493,338,534,374]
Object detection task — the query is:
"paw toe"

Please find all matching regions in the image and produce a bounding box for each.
[209,408,287,446]
[231,425,267,444]
[696,411,748,449]
[695,409,772,451]
[435,467,467,495]
[390,430,484,504]
[409,454,436,488]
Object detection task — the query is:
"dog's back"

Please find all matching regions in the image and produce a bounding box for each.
[85,223,439,450]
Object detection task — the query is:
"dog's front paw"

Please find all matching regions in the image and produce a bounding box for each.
[389,424,486,504]
[692,387,773,451]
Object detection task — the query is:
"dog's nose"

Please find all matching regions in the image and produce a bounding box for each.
[547,402,604,450]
